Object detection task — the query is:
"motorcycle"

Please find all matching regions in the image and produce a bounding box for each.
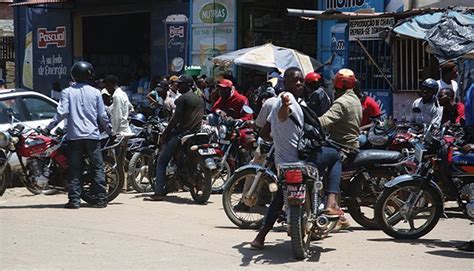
[374,125,474,239]
[279,162,338,260]
[222,139,414,230]
[207,107,256,193]
[0,124,124,204]
[127,117,165,193]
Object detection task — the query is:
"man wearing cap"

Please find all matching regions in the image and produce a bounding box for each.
[211,79,253,121]
[144,74,204,201]
[304,72,332,117]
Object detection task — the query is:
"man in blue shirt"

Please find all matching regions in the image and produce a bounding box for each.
[46,61,113,209]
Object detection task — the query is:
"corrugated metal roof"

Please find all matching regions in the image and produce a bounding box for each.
[10,0,70,7]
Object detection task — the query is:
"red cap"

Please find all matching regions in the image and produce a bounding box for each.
[217,79,233,88]
[334,68,356,90]
[305,72,321,83]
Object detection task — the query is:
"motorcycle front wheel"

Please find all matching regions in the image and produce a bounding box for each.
[374,181,443,239]
[80,156,124,204]
[222,168,275,229]
[189,160,212,204]
[128,152,154,193]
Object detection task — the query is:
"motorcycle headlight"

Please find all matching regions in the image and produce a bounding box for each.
[0,131,12,148]
[218,125,227,139]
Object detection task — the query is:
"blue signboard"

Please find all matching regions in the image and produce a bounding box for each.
[366,90,393,117]
[31,9,72,95]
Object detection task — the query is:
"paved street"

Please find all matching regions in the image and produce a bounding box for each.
[0,188,472,270]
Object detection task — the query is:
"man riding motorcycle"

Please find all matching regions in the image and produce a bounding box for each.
[411,78,443,128]
[144,74,204,202]
[210,79,253,121]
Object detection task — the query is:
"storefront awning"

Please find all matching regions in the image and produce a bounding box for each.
[10,0,70,7]
[286,8,444,21]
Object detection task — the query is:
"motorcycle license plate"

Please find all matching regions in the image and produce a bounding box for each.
[198,148,217,155]
[287,185,305,200]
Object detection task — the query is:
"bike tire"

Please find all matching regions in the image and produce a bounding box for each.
[374,180,443,239]
[128,152,153,193]
[81,156,124,204]
[222,168,274,229]
[289,199,311,260]
[189,160,212,204]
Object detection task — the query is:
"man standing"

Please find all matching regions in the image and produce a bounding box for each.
[411,78,443,128]
[144,74,204,201]
[45,61,112,209]
[437,87,465,125]
[104,75,132,135]
[437,62,459,98]
[211,79,253,121]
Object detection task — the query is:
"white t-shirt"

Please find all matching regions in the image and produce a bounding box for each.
[255,97,278,128]
[411,97,442,128]
[437,79,458,98]
[111,87,132,135]
[267,92,303,166]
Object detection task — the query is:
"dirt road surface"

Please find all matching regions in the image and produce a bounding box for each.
[1,188,472,270]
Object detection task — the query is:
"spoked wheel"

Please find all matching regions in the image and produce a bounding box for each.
[80,157,124,204]
[289,192,313,260]
[128,152,154,193]
[189,160,212,204]
[375,181,443,239]
[222,168,275,229]
[346,172,395,230]
[211,157,232,193]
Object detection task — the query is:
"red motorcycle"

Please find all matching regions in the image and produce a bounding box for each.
[0,124,124,203]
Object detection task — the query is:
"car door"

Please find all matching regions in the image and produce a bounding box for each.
[0,96,26,132]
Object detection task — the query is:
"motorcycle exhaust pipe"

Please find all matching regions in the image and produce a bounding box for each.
[316,215,330,229]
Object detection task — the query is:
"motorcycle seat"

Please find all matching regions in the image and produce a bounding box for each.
[180,132,209,146]
[462,144,474,154]
[352,149,403,167]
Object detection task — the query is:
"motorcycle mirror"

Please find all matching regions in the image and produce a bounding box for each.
[242,105,254,115]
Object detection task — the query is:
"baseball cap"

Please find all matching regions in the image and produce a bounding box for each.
[217,79,233,88]
[176,74,194,85]
[169,75,179,82]
[155,80,169,91]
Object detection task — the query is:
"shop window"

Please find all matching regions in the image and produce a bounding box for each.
[393,39,439,91]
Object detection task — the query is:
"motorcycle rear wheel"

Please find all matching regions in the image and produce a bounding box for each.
[222,168,275,229]
[189,160,212,204]
[346,170,396,230]
[290,193,313,260]
[374,181,443,239]
[128,152,154,193]
[80,156,124,204]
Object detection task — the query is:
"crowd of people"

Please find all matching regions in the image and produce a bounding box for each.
[39,60,472,249]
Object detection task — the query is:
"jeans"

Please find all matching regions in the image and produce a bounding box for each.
[68,139,106,205]
[261,146,341,230]
[154,134,180,195]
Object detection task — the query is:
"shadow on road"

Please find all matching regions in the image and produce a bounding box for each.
[0,202,123,209]
[232,240,336,266]
[368,238,473,258]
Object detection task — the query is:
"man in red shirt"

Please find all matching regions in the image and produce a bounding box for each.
[211,79,253,121]
[437,87,465,125]
[354,80,381,127]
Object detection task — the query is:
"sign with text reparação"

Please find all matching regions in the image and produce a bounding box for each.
[191,0,236,76]
[349,17,395,41]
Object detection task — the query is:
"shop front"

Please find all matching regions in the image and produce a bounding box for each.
[13,0,190,95]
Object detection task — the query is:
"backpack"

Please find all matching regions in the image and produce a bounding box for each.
[288,100,326,160]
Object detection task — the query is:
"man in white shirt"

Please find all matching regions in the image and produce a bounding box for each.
[412,78,443,128]
[104,75,132,135]
[437,62,459,99]
[104,75,133,191]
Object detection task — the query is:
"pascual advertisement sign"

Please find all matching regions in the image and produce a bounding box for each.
[349,17,395,41]
[192,0,236,75]
[164,14,188,75]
